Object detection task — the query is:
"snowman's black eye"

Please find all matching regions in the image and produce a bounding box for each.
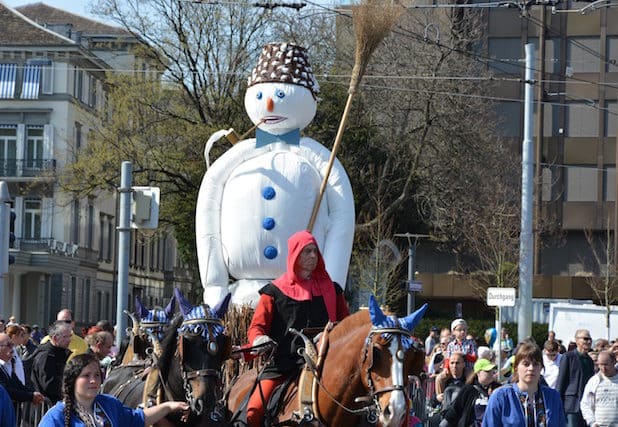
[256,91,263,100]
[275,90,285,99]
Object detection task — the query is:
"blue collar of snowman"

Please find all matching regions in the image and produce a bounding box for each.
[256,128,300,148]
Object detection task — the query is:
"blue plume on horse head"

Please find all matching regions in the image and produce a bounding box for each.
[368,295,428,351]
[135,296,149,319]
[174,287,193,316]
[368,295,389,327]
[211,293,231,319]
[164,294,176,320]
[399,303,429,331]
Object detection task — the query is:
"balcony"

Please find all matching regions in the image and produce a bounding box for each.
[0,158,56,178]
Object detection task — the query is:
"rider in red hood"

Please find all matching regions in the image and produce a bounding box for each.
[245,230,349,427]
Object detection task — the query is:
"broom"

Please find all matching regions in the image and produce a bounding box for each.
[307,0,403,232]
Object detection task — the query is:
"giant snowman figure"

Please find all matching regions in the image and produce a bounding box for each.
[196,42,355,306]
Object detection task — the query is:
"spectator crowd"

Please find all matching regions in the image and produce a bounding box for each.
[0,309,118,426]
[0,306,617,427]
[418,319,618,427]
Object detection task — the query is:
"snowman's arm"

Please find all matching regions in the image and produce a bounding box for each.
[196,139,262,303]
[204,129,236,168]
[301,138,355,288]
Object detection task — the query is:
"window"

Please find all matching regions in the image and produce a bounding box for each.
[20,64,41,99]
[0,126,17,177]
[566,166,597,201]
[529,37,562,75]
[607,37,618,73]
[41,62,54,94]
[25,126,44,171]
[99,214,105,260]
[606,101,618,137]
[74,69,83,100]
[71,276,77,314]
[23,198,42,239]
[0,64,17,98]
[605,167,615,201]
[542,167,552,201]
[87,203,94,249]
[75,122,82,154]
[488,38,522,75]
[494,101,521,137]
[84,279,91,323]
[567,37,600,74]
[566,102,598,137]
[107,216,114,261]
[72,199,80,244]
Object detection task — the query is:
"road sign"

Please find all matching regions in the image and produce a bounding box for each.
[131,186,160,229]
[487,287,516,307]
[407,280,423,292]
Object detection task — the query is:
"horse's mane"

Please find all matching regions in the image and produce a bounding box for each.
[329,308,370,341]
[157,313,183,371]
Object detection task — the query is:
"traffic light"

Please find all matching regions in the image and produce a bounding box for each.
[8,211,15,264]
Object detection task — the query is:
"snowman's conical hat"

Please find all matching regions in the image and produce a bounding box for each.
[248,42,320,98]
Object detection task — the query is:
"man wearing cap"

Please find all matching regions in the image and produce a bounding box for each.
[439,358,501,427]
[426,326,440,356]
[445,319,477,371]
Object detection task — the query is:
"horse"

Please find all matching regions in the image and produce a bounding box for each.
[103,288,232,426]
[115,294,176,366]
[226,295,428,426]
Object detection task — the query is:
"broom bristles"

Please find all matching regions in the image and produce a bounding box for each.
[349,0,403,93]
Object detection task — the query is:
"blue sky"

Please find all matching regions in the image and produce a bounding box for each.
[6,0,99,19]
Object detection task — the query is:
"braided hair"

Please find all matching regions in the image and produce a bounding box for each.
[61,353,99,427]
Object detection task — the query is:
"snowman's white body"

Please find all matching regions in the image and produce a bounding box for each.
[196,74,355,306]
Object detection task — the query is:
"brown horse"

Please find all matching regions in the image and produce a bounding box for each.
[227,296,428,426]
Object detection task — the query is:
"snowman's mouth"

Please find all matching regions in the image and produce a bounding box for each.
[262,116,286,124]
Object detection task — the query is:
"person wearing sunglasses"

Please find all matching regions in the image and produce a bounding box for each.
[40,309,88,362]
[556,329,594,427]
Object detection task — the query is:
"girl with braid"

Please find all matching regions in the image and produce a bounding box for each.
[39,353,188,427]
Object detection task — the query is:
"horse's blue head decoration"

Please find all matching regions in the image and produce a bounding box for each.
[368,295,428,350]
[135,294,176,340]
[174,288,231,342]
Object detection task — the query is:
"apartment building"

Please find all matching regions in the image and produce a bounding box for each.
[0,2,188,327]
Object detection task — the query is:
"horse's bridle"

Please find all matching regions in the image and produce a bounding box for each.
[301,326,418,425]
[358,326,417,424]
[174,316,227,417]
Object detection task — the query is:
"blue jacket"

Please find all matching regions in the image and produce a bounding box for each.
[0,385,15,427]
[39,394,145,427]
[481,383,566,427]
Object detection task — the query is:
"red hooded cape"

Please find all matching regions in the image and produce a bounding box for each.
[272,230,338,321]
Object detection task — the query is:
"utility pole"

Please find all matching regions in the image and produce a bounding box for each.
[116,161,132,348]
[394,233,429,315]
[0,182,10,315]
[518,44,535,341]
[534,5,546,276]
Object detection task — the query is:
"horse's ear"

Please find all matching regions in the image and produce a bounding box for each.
[174,288,193,316]
[212,293,231,319]
[164,294,176,319]
[399,303,429,331]
[368,295,388,326]
[135,296,149,318]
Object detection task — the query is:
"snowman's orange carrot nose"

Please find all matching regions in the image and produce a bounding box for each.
[266,97,274,112]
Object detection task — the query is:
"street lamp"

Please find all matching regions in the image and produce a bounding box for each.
[394,233,429,315]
